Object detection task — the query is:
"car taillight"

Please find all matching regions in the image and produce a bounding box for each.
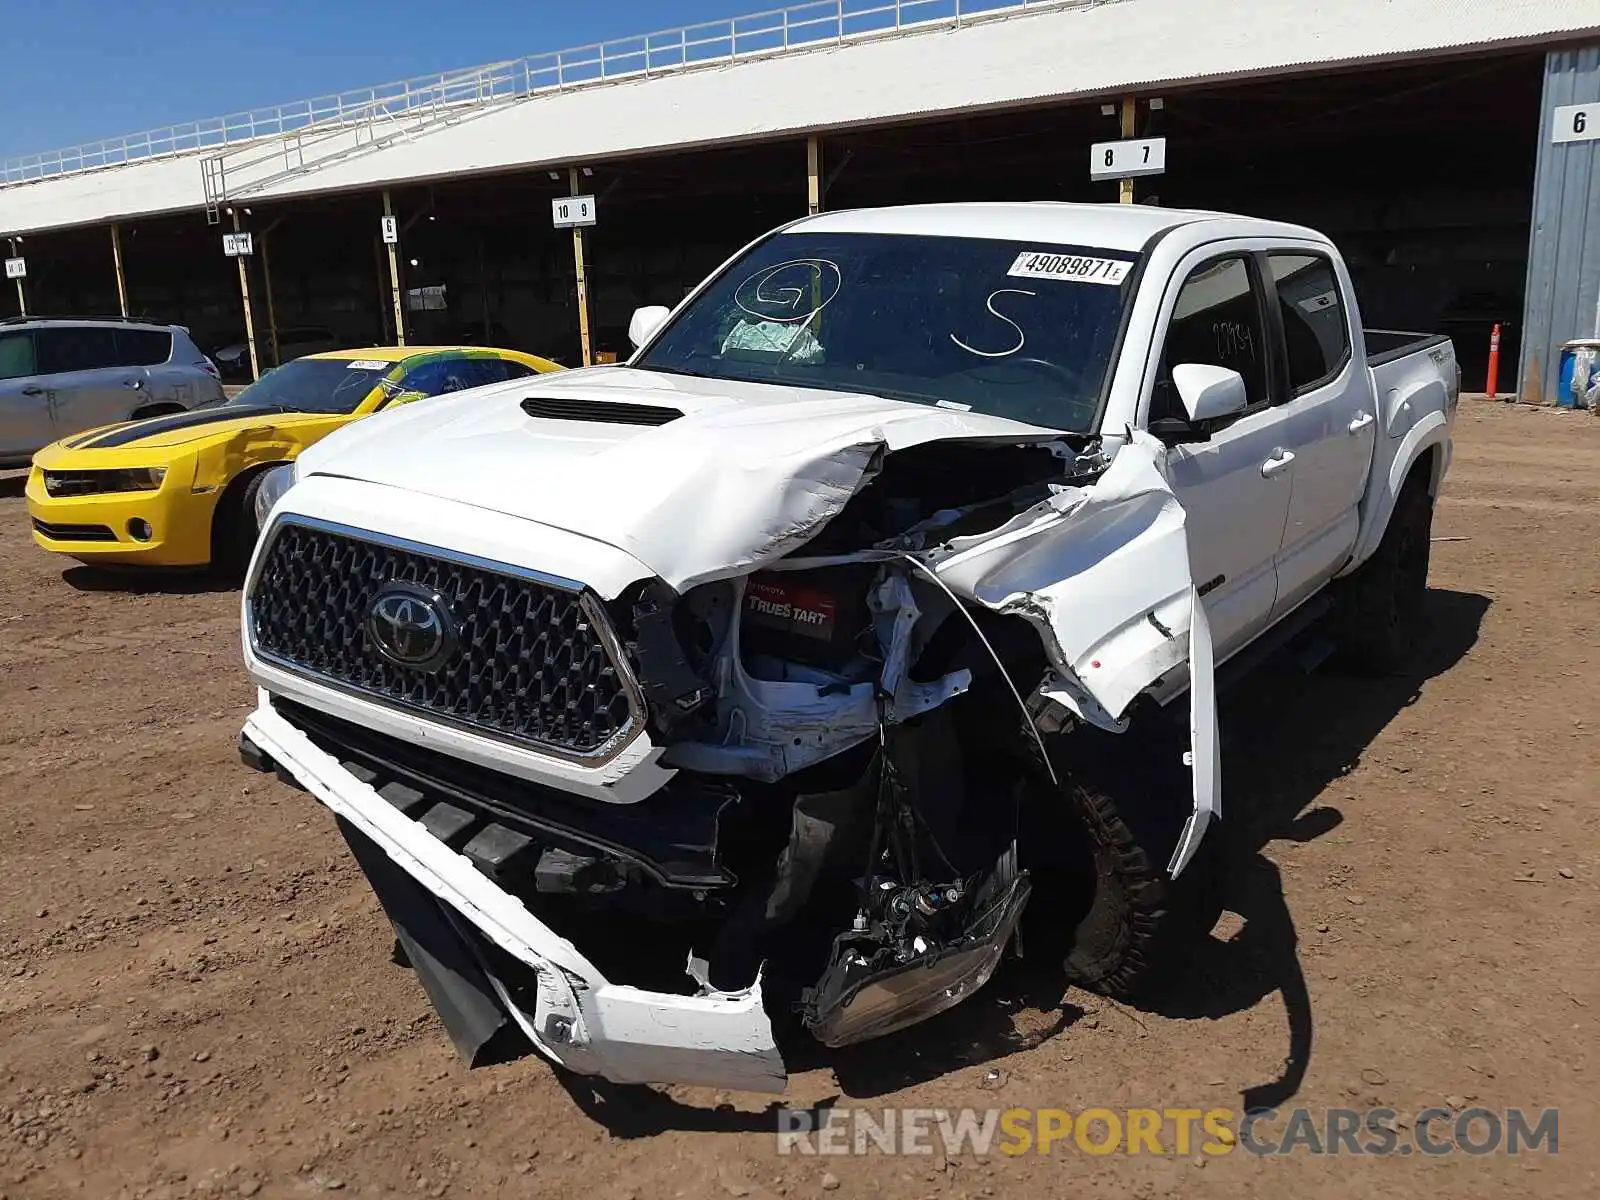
[199,358,220,379]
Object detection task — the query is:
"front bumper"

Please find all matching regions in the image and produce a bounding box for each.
[242,693,787,1093]
[25,460,213,566]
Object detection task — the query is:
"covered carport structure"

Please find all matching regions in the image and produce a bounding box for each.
[1,0,1596,400]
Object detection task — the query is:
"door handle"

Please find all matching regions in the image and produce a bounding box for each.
[124,378,144,390]
[1260,448,1296,478]
[1347,411,1375,434]
[21,385,44,396]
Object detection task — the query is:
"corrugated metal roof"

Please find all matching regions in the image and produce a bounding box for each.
[3,0,1597,236]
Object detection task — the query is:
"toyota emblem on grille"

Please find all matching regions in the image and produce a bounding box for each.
[366,583,456,672]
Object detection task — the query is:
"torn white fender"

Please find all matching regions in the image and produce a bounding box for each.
[1169,587,1219,878]
[923,432,1220,875]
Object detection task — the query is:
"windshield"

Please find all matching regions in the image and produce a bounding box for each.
[636,231,1139,432]
[225,358,393,414]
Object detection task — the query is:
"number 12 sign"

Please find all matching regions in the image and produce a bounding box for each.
[1089,137,1167,182]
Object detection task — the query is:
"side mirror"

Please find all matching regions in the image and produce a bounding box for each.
[628,305,671,350]
[1172,363,1249,423]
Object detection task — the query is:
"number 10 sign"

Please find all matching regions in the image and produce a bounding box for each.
[552,195,597,228]
[1090,137,1167,182]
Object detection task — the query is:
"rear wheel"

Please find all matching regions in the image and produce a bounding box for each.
[1336,474,1433,673]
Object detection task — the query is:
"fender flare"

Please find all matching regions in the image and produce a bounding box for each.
[1342,409,1449,576]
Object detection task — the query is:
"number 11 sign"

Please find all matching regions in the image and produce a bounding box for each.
[1090,137,1167,182]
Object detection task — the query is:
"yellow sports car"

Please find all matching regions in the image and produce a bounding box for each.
[27,345,559,569]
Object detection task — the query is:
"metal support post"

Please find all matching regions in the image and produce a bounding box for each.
[383,190,406,347]
[231,211,260,381]
[111,224,129,317]
[1120,96,1137,204]
[569,168,593,367]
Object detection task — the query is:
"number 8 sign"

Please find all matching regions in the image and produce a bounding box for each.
[1089,138,1167,182]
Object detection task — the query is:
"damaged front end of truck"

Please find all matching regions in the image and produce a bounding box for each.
[240,404,1218,1093]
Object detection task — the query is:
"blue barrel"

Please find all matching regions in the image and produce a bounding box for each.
[1557,339,1600,408]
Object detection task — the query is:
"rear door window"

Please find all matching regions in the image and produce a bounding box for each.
[36,327,120,374]
[114,328,173,367]
[1268,253,1351,394]
[0,331,36,380]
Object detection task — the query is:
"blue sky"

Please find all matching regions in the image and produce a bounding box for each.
[0,0,746,159]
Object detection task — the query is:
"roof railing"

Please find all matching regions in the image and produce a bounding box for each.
[2,0,1094,190]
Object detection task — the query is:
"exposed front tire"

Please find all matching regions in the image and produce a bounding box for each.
[1336,475,1433,674]
[1028,719,1222,1001]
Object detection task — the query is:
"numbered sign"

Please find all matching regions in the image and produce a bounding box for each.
[381,215,399,244]
[552,195,597,229]
[1089,137,1167,182]
[1552,103,1600,144]
[222,232,255,257]
[3,257,25,280]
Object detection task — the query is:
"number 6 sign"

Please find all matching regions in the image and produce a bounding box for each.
[1553,103,1599,144]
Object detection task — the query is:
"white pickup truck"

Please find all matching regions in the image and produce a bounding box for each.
[237,202,1458,1093]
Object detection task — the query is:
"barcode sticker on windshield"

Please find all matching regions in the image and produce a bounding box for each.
[1007,252,1133,285]
[347,359,390,371]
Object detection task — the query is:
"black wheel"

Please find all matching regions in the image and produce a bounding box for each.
[1027,718,1223,1001]
[211,469,271,575]
[1336,476,1433,673]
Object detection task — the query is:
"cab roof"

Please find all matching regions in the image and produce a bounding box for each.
[790,202,1320,254]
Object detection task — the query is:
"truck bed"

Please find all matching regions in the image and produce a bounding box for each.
[1365,329,1451,368]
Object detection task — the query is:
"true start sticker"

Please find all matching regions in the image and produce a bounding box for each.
[346,359,391,371]
[1007,251,1133,285]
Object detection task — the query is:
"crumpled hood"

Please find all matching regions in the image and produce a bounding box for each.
[296,366,1066,589]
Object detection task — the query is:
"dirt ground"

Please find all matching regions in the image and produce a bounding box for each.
[0,400,1595,1199]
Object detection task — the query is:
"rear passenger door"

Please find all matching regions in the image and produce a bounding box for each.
[117,327,185,407]
[37,326,146,437]
[1261,250,1374,619]
[0,331,52,460]
[1147,250,1295,661]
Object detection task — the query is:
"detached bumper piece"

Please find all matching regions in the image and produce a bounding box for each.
[240,695,787,1093]
[262,698,736,891]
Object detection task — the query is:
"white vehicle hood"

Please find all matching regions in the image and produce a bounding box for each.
[294,365,1218,876]
[298,366,1066,591]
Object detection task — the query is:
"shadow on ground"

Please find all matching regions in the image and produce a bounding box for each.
[556,587,1487,1132]
[61,563,241,596]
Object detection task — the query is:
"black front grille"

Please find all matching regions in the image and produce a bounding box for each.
[249,521,639,758]
[32,519,118,542]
